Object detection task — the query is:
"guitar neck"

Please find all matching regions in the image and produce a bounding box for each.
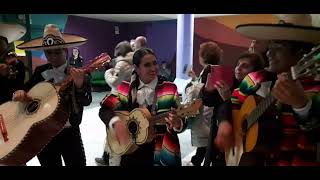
[58,66,92,92]
[59,53,109,92]
[245,93,275,130]
[151,105,197,125]
[245,67,297,130]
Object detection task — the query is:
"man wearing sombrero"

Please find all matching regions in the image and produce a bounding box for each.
[215,14,320,166]
[13,24,91,166]
[0,23,26,104]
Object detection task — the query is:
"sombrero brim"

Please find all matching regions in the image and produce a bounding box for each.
[0,23,26,43]
[17,34,87,51]
[236,23,320,44]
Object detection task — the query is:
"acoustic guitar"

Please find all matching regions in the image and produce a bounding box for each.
[107,99,203,156]
[0,53,111,165]
[225,45,320,166]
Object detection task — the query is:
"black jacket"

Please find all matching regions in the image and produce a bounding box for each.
[0,60,25,104]
[24,63,92,127]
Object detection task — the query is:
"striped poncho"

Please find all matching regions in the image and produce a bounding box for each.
[101,77,187,166]
[231,69,320,165]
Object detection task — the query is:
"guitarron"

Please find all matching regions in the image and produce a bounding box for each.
[0,53,111,165]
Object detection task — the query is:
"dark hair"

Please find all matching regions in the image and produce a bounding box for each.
[199,41,223,65]
[0,36,9,46]
[114,41,133,57]
[236,51,266,71]
[132,47,156,66]
[0,36,9,58]
[73,47,80,53]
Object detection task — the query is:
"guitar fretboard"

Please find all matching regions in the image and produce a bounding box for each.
[245,93,275,130]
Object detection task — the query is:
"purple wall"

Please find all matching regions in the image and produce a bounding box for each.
[64,16,177,66]
[126,20,177,64]
[64,16,123,65]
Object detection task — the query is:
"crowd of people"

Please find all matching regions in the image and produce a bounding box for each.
[0,14,319,166]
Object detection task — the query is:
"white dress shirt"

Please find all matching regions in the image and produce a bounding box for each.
[136,77,158,107]
[41,62,71,128]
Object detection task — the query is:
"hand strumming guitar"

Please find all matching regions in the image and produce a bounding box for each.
[112,118,131,145]
[214,121,234,152]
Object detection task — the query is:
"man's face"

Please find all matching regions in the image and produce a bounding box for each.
[44,48,67,67]
[266,41,301,74]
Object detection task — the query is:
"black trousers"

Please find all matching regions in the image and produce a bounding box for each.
[37,127,86,166]
[120,142,154,166]
[191,147,207,166]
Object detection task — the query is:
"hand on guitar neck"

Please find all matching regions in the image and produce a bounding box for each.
[271,72,309,109]
[69,67,85,89]
[164,108,182,130]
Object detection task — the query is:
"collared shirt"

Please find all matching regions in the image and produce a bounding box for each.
[136,77,158,107]
[52,62,68,84]
[41,62,68,85]
[42,62,71,128]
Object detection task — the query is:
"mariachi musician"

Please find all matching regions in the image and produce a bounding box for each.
[13,24,91,166]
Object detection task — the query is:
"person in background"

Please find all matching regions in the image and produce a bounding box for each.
[134,36,147,50]
[159,60,171,80]
[130,39,135,51]
[0,23,26,105]
[95,40,134,166]
[68,47,84,68]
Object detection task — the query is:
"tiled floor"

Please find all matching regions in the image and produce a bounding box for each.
[27,92,196,166]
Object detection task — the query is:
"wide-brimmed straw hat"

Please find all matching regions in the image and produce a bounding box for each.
[17,24,87,51]
[0,23,26,43]
[236,14,320,44]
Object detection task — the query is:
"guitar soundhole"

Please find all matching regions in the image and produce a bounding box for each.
[128,121,138,136]
[26,99,40,115]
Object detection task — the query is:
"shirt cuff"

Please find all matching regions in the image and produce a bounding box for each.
[293,99,312,120]
[108,116,121,129]
[173,118,184,132]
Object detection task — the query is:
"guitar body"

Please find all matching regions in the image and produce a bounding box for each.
[107,108,152,156]
[225,95,258,166]
[0,82,69,165]
[107,99,203,156]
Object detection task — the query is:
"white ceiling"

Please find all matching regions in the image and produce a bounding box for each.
[69,14,237,22]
